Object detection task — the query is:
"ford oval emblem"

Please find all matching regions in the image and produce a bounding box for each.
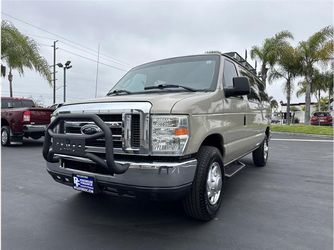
[80,124,102,135]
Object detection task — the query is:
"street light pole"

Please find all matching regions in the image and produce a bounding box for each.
[63,67,66,102]
[57,61,72,103]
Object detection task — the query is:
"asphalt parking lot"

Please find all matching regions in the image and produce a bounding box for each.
[2,133,333,250]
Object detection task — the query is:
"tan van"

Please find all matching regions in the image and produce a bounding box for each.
[43,52,270,221]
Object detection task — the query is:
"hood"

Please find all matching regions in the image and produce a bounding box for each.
[61,92,208,113]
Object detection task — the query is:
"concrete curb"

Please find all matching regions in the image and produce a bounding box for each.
[271,131,333,139]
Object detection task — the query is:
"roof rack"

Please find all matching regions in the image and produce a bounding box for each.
[223,52,257,77]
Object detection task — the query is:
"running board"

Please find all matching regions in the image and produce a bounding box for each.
[224,161,246,178]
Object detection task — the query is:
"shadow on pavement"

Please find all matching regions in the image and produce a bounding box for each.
[7,138,44,148]
[59,191,206,228]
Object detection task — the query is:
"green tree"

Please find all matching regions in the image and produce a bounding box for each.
[268,96,279,111]
[323,70,333,110]
[319,97,330,111]
[297,69,332,111]
[290,106,300,124]
[268,45,301,125]
[251,31,294,87]
[1,20,51,97]
[297,25,333,124]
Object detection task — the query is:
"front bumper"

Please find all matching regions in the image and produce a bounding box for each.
[47,158,197,199]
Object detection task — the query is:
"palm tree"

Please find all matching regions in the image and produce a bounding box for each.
[290,106,300,124]
[268,45,301,125]
[297,69,332,111]
[251,30,294,87]
[323,70,333,111]
[1,20,51,97]
[268,96,279,111]
[297,25,333,124]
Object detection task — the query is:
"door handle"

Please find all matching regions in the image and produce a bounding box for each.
[244,115,246,126]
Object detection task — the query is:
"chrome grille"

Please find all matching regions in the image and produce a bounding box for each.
[63,114,140,152]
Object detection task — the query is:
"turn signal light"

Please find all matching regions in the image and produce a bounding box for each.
[175,127,189,136]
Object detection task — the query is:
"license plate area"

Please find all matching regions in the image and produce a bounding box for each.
[73,174,95,193]
[53,137,85,157]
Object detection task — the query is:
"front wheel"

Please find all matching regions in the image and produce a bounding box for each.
[1,126,11,146]
[183,146,224,221]
[252,136,269,167]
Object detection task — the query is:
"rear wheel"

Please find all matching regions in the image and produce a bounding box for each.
[30,135,42,140]
[252,136,269,167]
[183,146,224,221]
[1,126,11,146]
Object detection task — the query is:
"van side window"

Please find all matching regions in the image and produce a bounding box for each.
[238,69,261,101]
[223,60,238,88]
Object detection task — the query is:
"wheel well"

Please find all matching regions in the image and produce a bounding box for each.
[265,126,270,138]
[200,134,224,157]
[1,118,9,127]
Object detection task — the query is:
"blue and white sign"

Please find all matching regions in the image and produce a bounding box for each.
[73,175,94,193]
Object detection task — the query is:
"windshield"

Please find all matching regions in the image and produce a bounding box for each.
[109,55,220,94]
[313,112,330,117]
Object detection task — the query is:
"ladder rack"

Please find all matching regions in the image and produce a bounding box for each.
[223,52,257,77]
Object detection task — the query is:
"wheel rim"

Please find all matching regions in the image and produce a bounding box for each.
[206,162,222,205]
[264,139,269,160]
[1,130,8,145]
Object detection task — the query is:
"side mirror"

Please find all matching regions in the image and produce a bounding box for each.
[224,77,251,98]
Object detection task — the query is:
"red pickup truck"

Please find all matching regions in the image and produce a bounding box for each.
[1,97,53,146]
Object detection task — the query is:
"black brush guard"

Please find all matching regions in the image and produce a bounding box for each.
[42,113,130,175]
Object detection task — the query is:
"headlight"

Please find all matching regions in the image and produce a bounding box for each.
[151,115,189,155]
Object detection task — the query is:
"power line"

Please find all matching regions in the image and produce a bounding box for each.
[36,42,52,47]
[58,40,130,67]
[59,48,127,71]
[1,90,87,100]
[25,33,56,41]
[2,12,131,67]
[31,35,130,67]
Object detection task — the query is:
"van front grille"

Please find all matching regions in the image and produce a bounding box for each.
[63,114,140,152]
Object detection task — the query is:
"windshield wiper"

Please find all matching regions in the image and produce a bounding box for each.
[107,89,132,96]
[144,84,197,92]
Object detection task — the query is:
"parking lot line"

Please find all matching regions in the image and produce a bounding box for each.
[271,138,333,142]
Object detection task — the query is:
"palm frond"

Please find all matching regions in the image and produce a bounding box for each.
[250,46,263,60]
[1,20,52,84]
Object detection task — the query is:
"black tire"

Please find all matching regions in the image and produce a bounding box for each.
[1,126,11,146]
[30,135,42,140]
[252,136,269,167]
[183,146,224,221]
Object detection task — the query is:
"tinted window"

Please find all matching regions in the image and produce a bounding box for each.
[22,100,35,107]
[109,55,220,93]
[1,99,9,109]
[313,112,330,117]
[1,99,22,108]
[223,60,238,88]
[238,69,261,101]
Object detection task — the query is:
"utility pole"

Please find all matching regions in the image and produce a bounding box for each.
[63,67,66,102]
[52,40,58,104]
[95,44,100,98]
[57,61,72,103]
